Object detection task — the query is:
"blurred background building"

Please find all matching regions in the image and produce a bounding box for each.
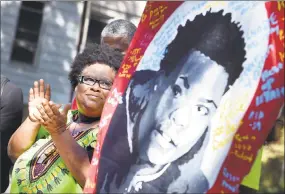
[1,1,146,117]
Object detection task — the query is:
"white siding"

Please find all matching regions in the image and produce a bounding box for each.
[91,1,146,25]
[1,1,21,64]
[1,1,84,104]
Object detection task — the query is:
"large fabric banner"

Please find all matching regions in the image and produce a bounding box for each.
[84,1,284,193]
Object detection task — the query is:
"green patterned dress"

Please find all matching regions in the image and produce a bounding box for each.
[10,110,98,193]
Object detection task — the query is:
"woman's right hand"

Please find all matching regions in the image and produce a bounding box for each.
[28,79,51,123]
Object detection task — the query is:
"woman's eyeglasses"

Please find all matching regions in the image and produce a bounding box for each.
[78,76,113,90]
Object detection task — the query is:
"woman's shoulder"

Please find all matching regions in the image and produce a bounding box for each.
[74,124,99,149]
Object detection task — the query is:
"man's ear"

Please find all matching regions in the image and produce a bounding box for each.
[155,70,166,88]
[75,86,78,93]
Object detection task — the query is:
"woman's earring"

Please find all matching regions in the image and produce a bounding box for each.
[154,84,157,91]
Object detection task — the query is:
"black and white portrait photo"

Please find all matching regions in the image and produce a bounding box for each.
[95,2,271,193]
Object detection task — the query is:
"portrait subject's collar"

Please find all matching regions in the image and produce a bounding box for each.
[128,162,170,192]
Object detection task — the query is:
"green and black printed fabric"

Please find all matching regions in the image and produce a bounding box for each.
[10,111,98,193]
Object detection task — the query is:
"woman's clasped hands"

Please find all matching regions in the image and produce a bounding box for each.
[29,79,71,135]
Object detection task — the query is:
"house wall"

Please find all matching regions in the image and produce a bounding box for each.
[1,1,84,104]
[90,1,146,25]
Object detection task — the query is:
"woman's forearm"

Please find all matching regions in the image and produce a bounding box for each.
[51,129,91,187]
[8,117,41,162]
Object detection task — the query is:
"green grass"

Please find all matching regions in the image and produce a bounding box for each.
[259,128,284,193]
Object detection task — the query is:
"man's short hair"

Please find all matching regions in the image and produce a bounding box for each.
[101,19,137,45]
[160,10,246,92]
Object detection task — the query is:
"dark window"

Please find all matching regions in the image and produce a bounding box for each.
[10,1,45,64]
[86,18,106,46]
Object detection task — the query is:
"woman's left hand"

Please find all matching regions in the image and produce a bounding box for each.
[36,101,71,135]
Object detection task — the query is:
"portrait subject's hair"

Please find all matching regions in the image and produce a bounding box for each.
[68,44,123,89]
[101,19,137,45]
[160,10,246,92]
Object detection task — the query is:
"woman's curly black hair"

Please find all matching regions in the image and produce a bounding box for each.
[68,43,123,89]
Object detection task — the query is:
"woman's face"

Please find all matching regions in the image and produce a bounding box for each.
[75,63,116,117]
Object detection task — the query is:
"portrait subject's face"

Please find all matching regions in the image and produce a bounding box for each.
[138,51,229,165]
